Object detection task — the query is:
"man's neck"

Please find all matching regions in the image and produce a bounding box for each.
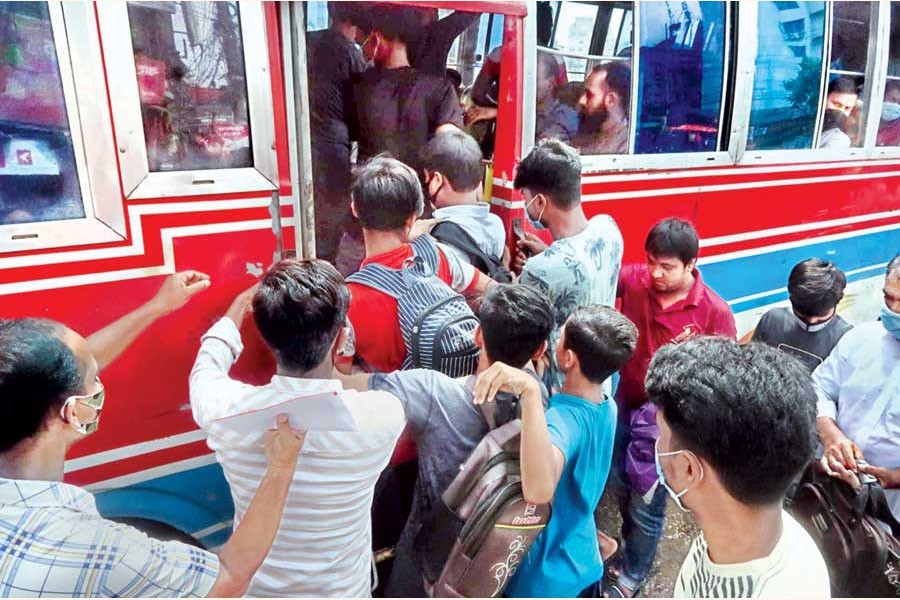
[436,190,479,209]
[695,494,784,565]
[0,437,67,482]
[603,110,627,134]
[549,206,589,241]
[560,372,604,404]
[653,270,696,309]
[382,45,410,69]
[363,228,407,258]
[333,21,356,43]
[276,362,334,381]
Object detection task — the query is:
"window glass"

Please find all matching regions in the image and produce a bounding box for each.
[877,1,900,147]
[747,1,826,150]
[820,1,871,149]
[635,1,727,154]
[0,1,84,225]
[553,2,599,81]
[127,1,252,172]
[305,1,328,32]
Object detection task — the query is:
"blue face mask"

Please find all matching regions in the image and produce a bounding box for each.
[654,438,703,512]
[881,302,900,340]
[525,195,546,231]
[882,102,900,123]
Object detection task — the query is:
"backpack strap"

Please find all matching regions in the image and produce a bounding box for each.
[410,234,441,275]
[346,263,407,300]
[430,221,498,274]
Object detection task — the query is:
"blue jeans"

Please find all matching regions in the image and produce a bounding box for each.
[608,407,667,590]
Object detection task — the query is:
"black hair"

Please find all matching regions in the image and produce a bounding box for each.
[886,80,900,96]
[0,319,83,453]
[645,218,699,265]
[888,253,900,278]
[563,306,637,385]
[590,61,631,107]
[787,258,847,317]
[365,3,424,44]
[253,259,350,373]
[327,1,358,25]
[351,155,424,232]
[479,284,554,368]
[647,338,817,506]
[420,131,484,193]
[828,76,858,96]
[513,139,582,210]
[445,68,463,91]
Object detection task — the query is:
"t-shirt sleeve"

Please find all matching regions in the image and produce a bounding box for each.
[113,527,219,597]
[432,79,464,129]
[438,244,478,292]
[617,263,639,298]
[546,407,579,463]
[369,370,438,434]
[750,311,773,344]
[712,302,738,339]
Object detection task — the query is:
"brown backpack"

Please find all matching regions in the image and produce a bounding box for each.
[788,460,900,597]
[413,419,552,598]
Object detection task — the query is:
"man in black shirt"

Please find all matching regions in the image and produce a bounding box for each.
[354,5,464,174]
[752,258,852,372]
[408,8,479,78]
[307,3,367,264]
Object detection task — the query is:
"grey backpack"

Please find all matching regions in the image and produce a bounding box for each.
[346,235,479,377]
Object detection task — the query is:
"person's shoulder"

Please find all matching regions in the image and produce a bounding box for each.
[758,306,791,326]
[766,513,831,596]
[838,320,884,346]
[341,388,406,429]
[698,278,732,314]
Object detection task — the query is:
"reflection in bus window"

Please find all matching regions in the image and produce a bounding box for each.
[748,1,826,150]
[635,2,727,154]
[552,2,599,81]
[820,2,870,148]
[127,1,253,173]
[0,2,84,225]
[877,2,900,147]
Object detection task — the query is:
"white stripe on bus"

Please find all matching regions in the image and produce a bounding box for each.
[64,429,207,473]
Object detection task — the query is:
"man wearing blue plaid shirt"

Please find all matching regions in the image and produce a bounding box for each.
[0,272,304,598]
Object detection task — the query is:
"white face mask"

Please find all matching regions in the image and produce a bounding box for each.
[882,102,900,123]
[794,313,833,333]
[654,439,704,512]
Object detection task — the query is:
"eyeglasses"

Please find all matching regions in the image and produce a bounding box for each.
[59,377,105,429]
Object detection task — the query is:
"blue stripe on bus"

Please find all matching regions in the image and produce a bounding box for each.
[701,226,900,313]
[94,462,234,549]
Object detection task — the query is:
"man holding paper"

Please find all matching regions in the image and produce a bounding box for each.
[190,259,405,597]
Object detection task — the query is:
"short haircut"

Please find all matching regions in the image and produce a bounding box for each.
[828,76,858,96]
[351,155,424,232]
[591,61,631,107]
[885,80,900,97]
[645,218,699,265]
[0,319,83,453]
[647,338,817,506]
[479,284,554,368]
[365,3,423,44]
[328,1,359,24]
[420,131,484,192]
[253,259,350,373]
[538,52,559,84]
[787,258,847,317]
[513,139,582,210]
[888,253,900,278]
[562,306,637,385]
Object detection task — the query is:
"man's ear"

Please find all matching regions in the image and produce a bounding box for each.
[404,213,418,229]
[333,326,350,358]
[474,324,484,350]
[558,346,577,373]
[530,340,548,363]
[350,200,360,219]
[685,258,698,273]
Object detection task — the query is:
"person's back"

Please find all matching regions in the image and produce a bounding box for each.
[190,260,405,596]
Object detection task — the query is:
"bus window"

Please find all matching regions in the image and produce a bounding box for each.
[819,1,872,149]
[634,2,728,154]
[877,1,900,147]
[126,1,253,172]
[0,2,84,226]
[747,1,826,151]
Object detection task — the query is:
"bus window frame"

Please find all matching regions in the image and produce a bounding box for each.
[526,1,737,174]
[735,0,889,165]
[0,1,125,254]
[869,0,899,159]
[97,2,279,200]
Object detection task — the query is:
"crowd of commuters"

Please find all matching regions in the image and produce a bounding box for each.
[1,2,899,599]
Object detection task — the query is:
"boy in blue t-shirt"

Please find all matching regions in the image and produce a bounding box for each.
[474,305,638,597]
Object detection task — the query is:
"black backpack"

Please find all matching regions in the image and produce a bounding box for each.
[346,234,480,377]
[430,221,513,284]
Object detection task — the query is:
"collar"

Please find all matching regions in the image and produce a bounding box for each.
[648,267,706,309]
[269,376,343,395]
[433,203,489,219]
[0,478,97,514]
[360,242,411,268]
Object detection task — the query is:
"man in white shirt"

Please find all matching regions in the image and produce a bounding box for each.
[190,259,405,597]
[514,139,624,392]
[813,255,900,520]
[646,337,830,598]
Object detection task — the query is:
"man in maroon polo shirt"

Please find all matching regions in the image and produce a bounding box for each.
[602,218,736,598]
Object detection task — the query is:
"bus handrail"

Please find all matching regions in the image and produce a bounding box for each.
[537,45,628,63]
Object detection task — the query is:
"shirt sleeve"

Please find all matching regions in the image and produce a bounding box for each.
[189,317,255,428]
[751,311,772,344]
[438,243,478,292]
[369,370,437,435]
[617,264,639,299]
[546,407,579,463]
[432,79,464,129]
[712,303,738,340]
[112,526,220,598]
[812,340,844,420]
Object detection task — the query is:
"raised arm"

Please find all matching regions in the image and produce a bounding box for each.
[473,362,564,504]
[87,271,210,369]
[207,414,304,597]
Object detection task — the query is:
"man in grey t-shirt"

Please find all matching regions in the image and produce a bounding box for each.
[752,258,852,372]
[339,284,554,597]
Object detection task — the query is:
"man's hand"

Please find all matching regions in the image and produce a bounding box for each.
[821,454,861,489]
[821,424,863,472]
[226,284,259,326]
[410,218,437,240]
[473,362,541,405]
[149,271,211,316]
[264,414,305,471]
[464,105,498,127]
[859,463,900,489]
[517,232,548,256]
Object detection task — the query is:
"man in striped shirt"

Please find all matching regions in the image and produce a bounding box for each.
[646,338,829,598]
[190,259,405,597]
